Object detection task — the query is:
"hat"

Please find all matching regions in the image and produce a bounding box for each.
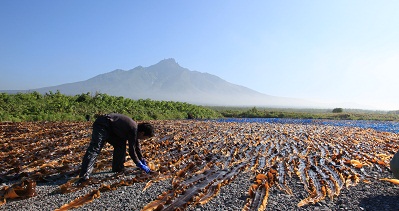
[390,150,399,179]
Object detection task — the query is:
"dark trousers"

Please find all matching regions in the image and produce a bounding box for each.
[79,116,126,179]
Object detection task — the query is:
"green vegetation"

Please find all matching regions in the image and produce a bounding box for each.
[332,108,343,113]
[0,91,222,121]
[209,106,399,121]
[1,92,398,122]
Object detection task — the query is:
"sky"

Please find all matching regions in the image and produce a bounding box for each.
[1,1,399,110]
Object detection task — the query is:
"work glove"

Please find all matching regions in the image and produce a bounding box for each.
[140,158,147,166]
[137,162,151,174]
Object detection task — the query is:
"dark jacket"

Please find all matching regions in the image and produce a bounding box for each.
[106,113,143,165]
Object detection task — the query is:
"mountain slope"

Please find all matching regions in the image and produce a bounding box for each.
[20,59,312,107]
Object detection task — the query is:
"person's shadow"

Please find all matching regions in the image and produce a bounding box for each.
[359,195,399,211]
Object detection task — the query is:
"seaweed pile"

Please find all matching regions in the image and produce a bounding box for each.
[0,120,398,210]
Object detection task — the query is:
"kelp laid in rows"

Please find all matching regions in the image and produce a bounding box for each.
[1,120,398,210]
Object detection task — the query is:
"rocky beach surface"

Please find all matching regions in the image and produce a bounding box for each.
[1,120,399,210]
[1,169,398,211]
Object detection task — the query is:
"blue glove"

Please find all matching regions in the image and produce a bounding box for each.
[140,159,147,166]
[137,162,151,174]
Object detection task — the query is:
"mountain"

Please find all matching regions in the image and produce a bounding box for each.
[5,58,315,107]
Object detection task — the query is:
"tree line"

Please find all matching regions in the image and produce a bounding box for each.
[0,91,222,122]
[1,92,397,122]
[211,106,399,121]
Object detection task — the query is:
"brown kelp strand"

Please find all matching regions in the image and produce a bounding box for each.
[297,169,326,207]
[276,158,292,195]
[247,183,268,211]
[142,164,245,211]
[243,171,275,211]
[0,178,36,204]
[296,158,311,193]
[1,120,399,210]
[55,189,101,211]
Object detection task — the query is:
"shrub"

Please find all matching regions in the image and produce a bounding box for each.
[0,92,222,121]
[332,108,343,113]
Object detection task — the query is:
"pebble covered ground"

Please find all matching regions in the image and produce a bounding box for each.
[1,120,399,210]
[1,170,398,210]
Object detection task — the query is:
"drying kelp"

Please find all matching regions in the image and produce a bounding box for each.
[1,120,398,210]
[0,178,36,205]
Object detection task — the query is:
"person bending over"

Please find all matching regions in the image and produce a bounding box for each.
[390,149,399,179]
[78,113,154,182]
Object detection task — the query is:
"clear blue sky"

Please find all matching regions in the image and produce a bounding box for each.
[1,1,399,110]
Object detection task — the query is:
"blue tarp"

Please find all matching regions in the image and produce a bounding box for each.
[215,118,399,134]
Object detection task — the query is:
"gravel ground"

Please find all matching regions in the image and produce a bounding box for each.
[1,170,399,211]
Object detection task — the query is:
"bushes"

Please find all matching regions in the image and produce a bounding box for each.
[2,92,396,122]
[214,106,398,121]
[332,108,343,113]
[0,92,222,122]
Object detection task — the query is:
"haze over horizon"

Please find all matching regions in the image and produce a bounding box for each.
[1,1,399,110]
